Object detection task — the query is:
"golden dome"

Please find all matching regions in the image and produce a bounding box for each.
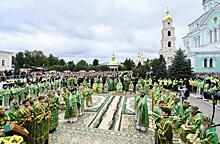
[108,51,119,66]
[163,8,172,21]
[108,60,119,66]
[163,15,172,21]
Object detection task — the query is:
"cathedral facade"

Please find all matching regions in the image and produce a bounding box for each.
[159,10,176,67]
[183,0,220,73]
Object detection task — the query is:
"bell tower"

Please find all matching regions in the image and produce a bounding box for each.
[159,9,176,67]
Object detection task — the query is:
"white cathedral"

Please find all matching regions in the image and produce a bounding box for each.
[159,10,176,67]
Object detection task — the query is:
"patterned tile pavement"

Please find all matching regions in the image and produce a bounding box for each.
[50,94,156,144]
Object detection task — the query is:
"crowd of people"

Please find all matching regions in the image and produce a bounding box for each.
[0,71,219,143]
[133,75,220,144]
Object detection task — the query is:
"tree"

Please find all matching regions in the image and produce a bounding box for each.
[48,54,59,66]
[23,51,33,67]
[59,59,66,66]
[93,59,99,66]
[67,61,75,71]
[15,52,25,69]
[31,50,47,66]
[143,59,151,72]
[137,62,142,68]
[168,49,193,79]
[157,62,168,79]
[122,58,135,70]
[76,60,88,66]
[156,55,168,78]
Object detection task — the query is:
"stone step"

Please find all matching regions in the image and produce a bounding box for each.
[98,96,121,129]
[88,96,114,128]
[113,96,125,131]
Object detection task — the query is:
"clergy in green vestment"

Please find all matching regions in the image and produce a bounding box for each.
[128,81,134,93]
[98,82,103,94]
[64,88,79,123]
[29,83,35,97]
[4,88,11,108]
[0,106,10,137]
[32,96,51,144]
[187,114,219,144]
[108,78,114,91]
[61,87,70,105]
[48,91,60,132]
[153,100,166,125]
[143,82,150,94]
[116,80,123,93]
[85,87,93,107]
[17,100,33,143]
[135,90,149,132]
[179,105,202,143]
[77,86,85,115]
[113,78,118,90]
[135,81,143,94]
[156,107,173,144]
[175,100,191,129]
[20,87,27,104]
[123,75,130,92]
[92,82,98,93]
[171,98,182,117]
[104,81,109,93]
[8,101,19,124]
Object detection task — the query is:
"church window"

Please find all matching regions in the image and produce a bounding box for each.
[210,30,212,43]
[210,58,213,67]
[204,58,208,68]
[198,36,200,47]
[195,38,198,48]
[168,41,171,47]
[1,60,5,66]
[214,28,217,42]
[168,31,171,36]
[214,17,218,23]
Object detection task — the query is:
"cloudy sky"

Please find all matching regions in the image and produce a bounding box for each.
[0,0,203,63]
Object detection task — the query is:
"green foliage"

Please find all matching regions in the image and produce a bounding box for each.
[48,54,59,66]
[137,62,142,68]
[122,58,135,70]
[143,59,151,71]
[156,62,168,79]
[93,59,99,66]
[67,61,75,71]
[168,49,193,79]
[149,55,168,78]
[76,60,88,67]
[15,52,25,69]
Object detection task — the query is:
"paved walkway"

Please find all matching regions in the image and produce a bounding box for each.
[189,94,220,138]
[50,94,155,144]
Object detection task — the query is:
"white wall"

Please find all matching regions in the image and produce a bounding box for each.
[0,52,13,71]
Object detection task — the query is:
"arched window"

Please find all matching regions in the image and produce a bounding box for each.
[168,41,172,47]
[210,58,213,67]
[168,31,171,36]
[204,58,208,68]
[198,36,200,47]
[214,28,218,42]
[210,30,212,43]
[195,37,198,48]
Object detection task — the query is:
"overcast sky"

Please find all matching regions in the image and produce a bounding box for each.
[0,0,204,63]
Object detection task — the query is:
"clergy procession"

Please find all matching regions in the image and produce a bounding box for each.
[0,71,219,144]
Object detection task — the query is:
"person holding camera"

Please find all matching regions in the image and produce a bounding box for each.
[178,84,189,104]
